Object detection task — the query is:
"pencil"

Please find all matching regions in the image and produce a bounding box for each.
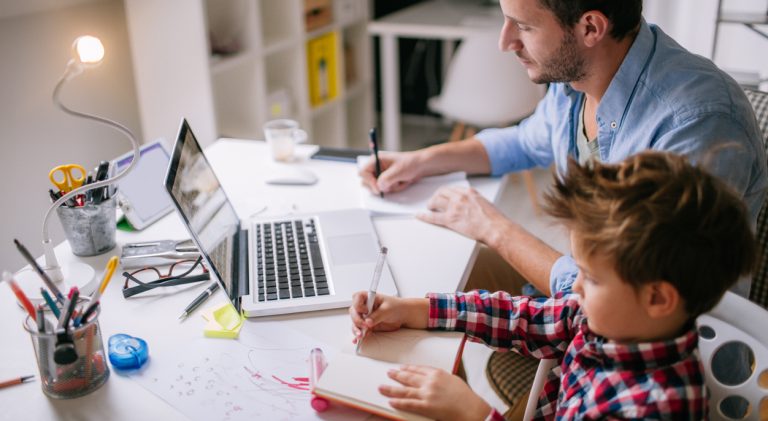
[0,375,35,390]
[13,239,64,301]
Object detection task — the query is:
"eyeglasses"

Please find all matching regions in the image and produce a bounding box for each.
[122,256,210,298]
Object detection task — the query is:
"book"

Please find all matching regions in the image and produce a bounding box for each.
[314,329,466,420]
[357,155,470,215]
[306,31,338,107]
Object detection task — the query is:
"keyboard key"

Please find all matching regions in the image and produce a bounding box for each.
[279,290,290,299]
[267,293,277,301]
[317,288,330,295]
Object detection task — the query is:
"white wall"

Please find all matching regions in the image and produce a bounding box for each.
[644,0,768,89]
[0,0,141,273]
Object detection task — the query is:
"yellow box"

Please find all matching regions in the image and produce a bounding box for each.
[307,31,339,107]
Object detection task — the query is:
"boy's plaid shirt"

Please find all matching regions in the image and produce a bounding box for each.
[427,290,707,420]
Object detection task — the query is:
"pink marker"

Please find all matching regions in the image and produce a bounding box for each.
[309,347,330,412]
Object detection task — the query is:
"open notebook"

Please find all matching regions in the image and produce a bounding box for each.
[357,156,470,215]
[314,329,466,420]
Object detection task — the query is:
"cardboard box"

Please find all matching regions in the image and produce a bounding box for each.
[305,0,333,32]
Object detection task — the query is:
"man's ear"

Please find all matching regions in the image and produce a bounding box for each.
[643,281,681,319]
[576,11,610,47]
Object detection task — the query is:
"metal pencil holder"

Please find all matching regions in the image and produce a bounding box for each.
[56,195,117,256]
[23,303,110,399]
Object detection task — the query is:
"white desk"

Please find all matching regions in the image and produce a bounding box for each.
[368,0,503,151]
[0,139,505,420]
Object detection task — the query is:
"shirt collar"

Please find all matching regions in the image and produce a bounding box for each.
[580,322,700,371]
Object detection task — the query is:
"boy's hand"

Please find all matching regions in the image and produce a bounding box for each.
[380,365,492,421]
[349,293,429,343]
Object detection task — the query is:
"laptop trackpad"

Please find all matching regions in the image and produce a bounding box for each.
[327,234,377,265]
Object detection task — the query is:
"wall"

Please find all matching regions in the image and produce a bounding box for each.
[644,0,768,89]
[0,0,141,273]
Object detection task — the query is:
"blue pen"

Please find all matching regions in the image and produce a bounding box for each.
[40,288,61,319]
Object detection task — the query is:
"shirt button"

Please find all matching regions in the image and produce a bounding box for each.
[610,121,617,129]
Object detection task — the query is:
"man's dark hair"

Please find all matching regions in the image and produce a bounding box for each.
[537,0,642,40]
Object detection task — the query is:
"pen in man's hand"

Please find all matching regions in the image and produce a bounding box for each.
[369,128,384,198]
[356,246,388,354]
[179,282,220,320]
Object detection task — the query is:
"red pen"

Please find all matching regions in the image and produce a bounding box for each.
[309,347,330,412]
[2,271,36,321]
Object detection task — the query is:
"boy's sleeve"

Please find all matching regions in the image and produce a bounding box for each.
[427,290,580,360]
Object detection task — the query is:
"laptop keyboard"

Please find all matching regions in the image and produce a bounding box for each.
[255,218,330,301]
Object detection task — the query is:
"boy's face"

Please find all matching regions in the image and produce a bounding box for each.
[570,232,648,342]
[498,0,587,83]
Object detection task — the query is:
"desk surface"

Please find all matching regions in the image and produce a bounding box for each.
[0,140,505,420]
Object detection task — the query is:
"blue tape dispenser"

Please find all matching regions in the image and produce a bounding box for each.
[108,334,149,370]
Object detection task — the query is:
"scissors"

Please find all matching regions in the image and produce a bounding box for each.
[49,164,86,194]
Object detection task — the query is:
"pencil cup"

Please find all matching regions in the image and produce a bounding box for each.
[56,195,116,256]
[23,304,110,399]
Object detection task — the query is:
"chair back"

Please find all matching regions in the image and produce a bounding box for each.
[745,89,768,309]
[697,291,768,420]
[428,31,546,128]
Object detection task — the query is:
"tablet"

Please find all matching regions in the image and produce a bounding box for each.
[112,140,174,230]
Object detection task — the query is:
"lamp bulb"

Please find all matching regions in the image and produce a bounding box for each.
[73,35,104,65]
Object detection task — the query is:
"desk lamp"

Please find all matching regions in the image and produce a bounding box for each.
[35,35,140,287]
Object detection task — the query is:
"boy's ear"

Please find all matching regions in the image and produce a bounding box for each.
[643,281,681,319]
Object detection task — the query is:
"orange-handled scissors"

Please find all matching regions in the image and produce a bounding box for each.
[49,164,86,194]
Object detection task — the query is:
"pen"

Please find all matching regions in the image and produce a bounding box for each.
[1,271,37,321]
[355,246,388,354]
[13,238,64,302]
[369,128,384,198]
[309,347,330,412]
[78,256,119,324]
[0,375,35,390]
[179,282,220,320]
[40,288,61,319]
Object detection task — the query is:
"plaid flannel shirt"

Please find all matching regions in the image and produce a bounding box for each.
[427,290,707,420]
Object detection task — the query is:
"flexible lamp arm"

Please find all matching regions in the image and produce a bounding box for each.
[41,60,141,279]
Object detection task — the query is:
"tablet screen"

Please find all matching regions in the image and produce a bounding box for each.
[113,141,174,229]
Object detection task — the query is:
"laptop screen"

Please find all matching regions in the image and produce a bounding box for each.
[165,120,240,301]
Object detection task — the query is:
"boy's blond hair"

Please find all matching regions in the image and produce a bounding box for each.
[544,151,756,316]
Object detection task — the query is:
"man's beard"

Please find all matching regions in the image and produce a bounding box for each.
[531,29,586,84]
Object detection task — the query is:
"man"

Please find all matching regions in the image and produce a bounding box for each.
[360,0,767,299]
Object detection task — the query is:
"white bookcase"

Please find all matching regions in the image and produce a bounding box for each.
[125,0,373,149]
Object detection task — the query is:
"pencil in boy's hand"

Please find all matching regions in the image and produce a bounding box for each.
[369,128,384,198]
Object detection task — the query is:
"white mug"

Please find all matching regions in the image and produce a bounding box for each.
[263,119,308,162]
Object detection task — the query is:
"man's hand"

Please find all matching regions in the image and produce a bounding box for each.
[380,365,492,421]
[359,151,426,195]
[418,186,507,244]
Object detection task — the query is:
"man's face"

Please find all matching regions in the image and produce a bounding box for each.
[569,232,647,342]
[499,0,586,83]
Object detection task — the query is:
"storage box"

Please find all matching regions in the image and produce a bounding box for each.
[307,32,339,107]
[304,0,333,32]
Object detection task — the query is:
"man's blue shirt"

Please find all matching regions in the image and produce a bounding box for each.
[476,21,767,295]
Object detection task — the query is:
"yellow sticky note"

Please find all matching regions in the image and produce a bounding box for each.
[202,302,245,339]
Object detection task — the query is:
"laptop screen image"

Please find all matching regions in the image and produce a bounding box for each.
[165,120,241,305]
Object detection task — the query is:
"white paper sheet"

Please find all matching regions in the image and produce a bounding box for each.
[357,156,470,215]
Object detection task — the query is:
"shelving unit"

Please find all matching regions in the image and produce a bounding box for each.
[711,0,768,88]
[125,0,373,149]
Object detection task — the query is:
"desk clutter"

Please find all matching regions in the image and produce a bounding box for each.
[49,162,117,256]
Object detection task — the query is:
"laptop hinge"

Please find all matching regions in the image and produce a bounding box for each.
[231,225,249,313]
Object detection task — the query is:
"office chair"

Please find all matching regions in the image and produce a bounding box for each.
[428,30,546,211]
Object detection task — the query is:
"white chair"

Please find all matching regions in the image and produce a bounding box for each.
[428,30,546,211]
[522,292,768,420]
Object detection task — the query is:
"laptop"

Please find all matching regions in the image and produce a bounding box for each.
[164,119,398,317]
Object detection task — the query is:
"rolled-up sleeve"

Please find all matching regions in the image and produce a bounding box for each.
[476,84,562,176]
[550,255,579,294]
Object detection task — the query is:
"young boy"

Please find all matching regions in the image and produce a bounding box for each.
[349,151,756,420]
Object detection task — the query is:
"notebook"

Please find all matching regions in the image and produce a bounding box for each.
[357,156,470,215]
[314,329,466,420]
[164,119,398,317]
